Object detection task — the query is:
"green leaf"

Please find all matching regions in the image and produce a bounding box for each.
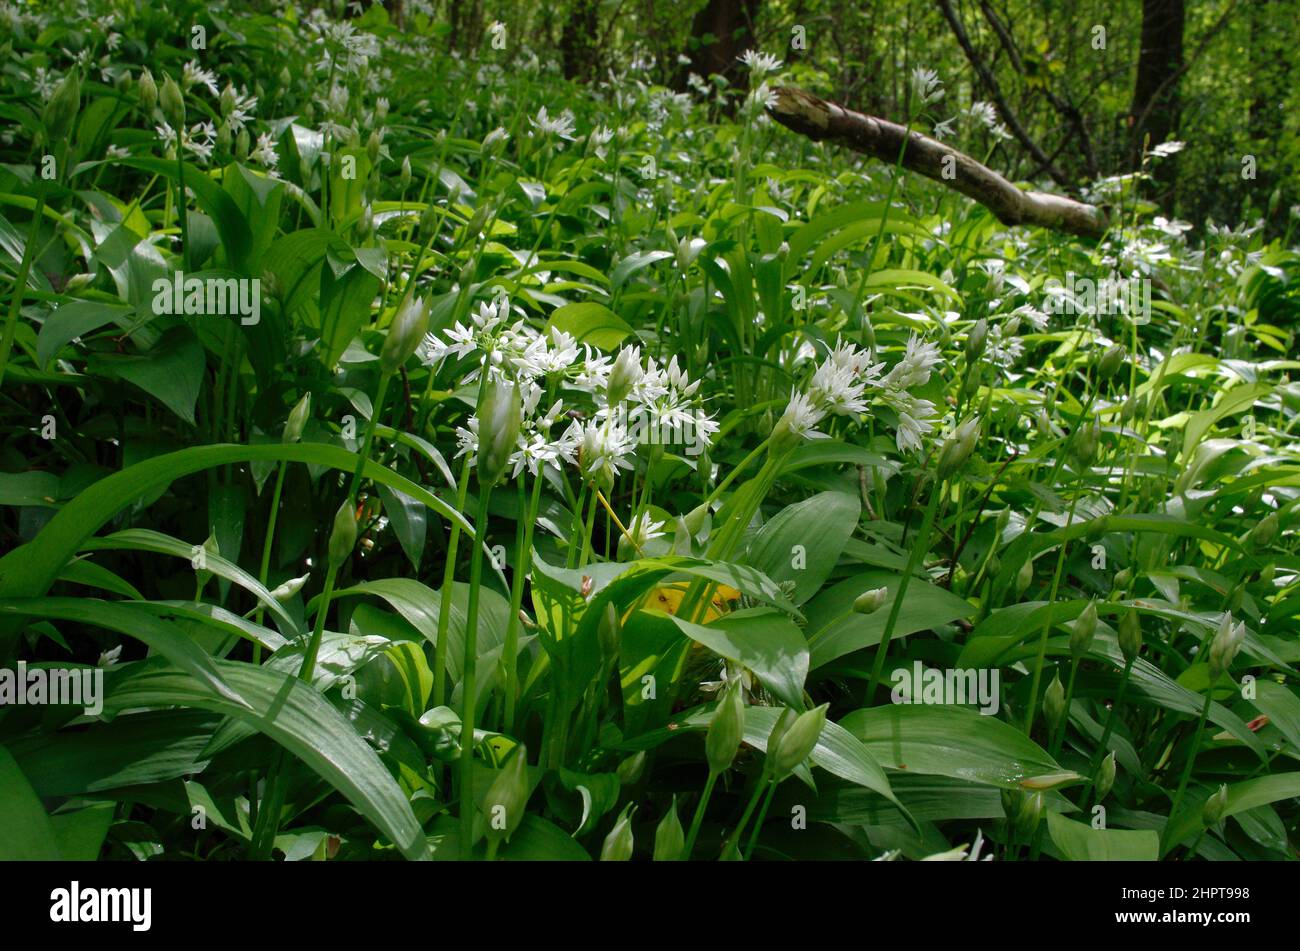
[330,578,510,684]
[1161,772,1300,854]
[0,746,61,859]
[0,442,474,657]
[85,326,205,424]
[0,598,246,707]
[0,470,61,507]
[1046,812,1159,861]
[840,705,1080,788]
[50,803,116,861]
[669,607,809,709]
[10,710,219,797]
[806,570,976,670]
[547,301,633,350]
[118,157,254,274]
[746,491,859,606]
[610,249,673,290]
[103,659,431,861]
[37,300,135,368]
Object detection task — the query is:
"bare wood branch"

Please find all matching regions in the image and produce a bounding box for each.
[767,86,1110,238]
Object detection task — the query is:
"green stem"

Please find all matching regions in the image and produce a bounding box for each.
[252,460,288,664]
[176,150,190,273]
[502,472,543,731]
[865,479,944,701]
[0,185,48,390]
[682,770,719,861]
[743,780,778,860]
[722,775,771,859]
[1167,691,1214,834]
[297,563,339,683]
[346,372,392,503]
[434,459,473,708]
[458,483,494,857]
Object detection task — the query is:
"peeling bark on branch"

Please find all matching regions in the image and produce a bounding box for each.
[767,86,1110,239]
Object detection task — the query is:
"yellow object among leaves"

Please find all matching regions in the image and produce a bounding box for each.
[630,582,741,624]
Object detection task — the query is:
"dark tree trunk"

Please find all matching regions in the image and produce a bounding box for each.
[560,0,601,82]
[679,0,762,88]
[1129,0,1185,167]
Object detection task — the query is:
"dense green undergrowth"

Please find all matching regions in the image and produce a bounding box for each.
[1,1,1298,862]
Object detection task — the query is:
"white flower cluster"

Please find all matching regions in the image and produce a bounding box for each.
[423,300,718,484]
[777,335,943,454]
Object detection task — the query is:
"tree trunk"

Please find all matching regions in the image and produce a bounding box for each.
[1129,0,1185,166]
[560,0,601,82]
[680,0,762,87]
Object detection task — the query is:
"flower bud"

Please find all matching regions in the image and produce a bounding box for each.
[1207,613,1246,679]
[1249,511,1279,551]
[1017,792,1044,835]
[400,155,412,189]
[653,796,685,861]
[160,74,185,130]
[418,201,440,238]
[771,703,828,779]
[284,392,311,443]
[1202,783,1228,826]
[379,296,431,375]
[600,804,635,860]
[964,318,987,360]
[138,68,158,112]
[1072,417,1100,466]
[682,502,709,536]
[235,127,250,161]
[705,678,745,775]
[268,573,310,602]
[1070,599,1098,658]
[482,745,531,845]
[1096,751,1116,801]
[1015,558,1033,595]
[44,72,81,142]
[327,498,358,569]
[1098,343,1126,380]
[616,750,645,786]
[936,416,980,480]
[216,120,232,155]
[476,375,523,488]
[219,83,237,117]
[1113,567,1133,592]
[366,129,382,164]
[606,346,642,406]
[985,554,1001,578]
[764,708,795,772]
[1044,671,1065,732]
[1000,787,1023,823]
[1118,608,1143,663]
[853,586,888,615]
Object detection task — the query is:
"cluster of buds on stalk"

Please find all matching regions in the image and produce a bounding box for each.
[1207,613,1246,679]
[380,295,431,375]
[766,703,828,780]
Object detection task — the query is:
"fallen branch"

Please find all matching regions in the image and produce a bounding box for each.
[767,86,1109,239]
